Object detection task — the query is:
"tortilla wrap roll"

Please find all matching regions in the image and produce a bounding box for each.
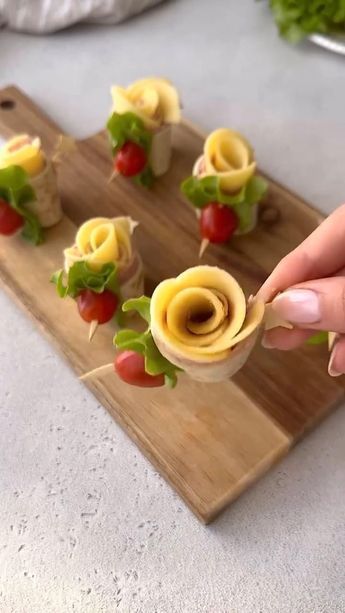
[63,216,144,300]
[0,135,62,228]
[192,128,260,235]
[110,77,181,178]
[150,265,265,383]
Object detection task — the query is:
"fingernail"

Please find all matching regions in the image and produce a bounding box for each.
[328,348,342,377]
[272,289,321,324]
[261,334,275,349]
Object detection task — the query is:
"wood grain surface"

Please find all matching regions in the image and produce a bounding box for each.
[0,85,343,523]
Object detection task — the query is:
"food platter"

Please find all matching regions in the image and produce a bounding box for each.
[0,85,344,523]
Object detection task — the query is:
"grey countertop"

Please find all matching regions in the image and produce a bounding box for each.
[1,1,345,611]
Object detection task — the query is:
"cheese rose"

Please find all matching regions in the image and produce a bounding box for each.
[195,128,256,193]
[111,77,181,131]
[0,134,45,177]
[0,134,62,228]
[64,217,144,301]
[150,266,265,382]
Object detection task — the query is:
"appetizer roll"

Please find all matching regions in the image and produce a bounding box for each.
[150,266,265,382]
[114,265,270,388]
[0,165,43,245]
[181,129,267,250]
[107,77,181,186]
[52,216,144,339]
[0,134,62,228]
[63,216,144,301]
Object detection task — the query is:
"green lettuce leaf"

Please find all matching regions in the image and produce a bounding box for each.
[114,296,182,388]
[307,331,329,345]
[122,296,151,323]
[106,112,152,154]
[181,174,268,233]
[270,0,345,42]
[134,166,154,188]
[51,261,119,299]
[106,112,154,187]
[0,165,43,245]
[180,176,221,208]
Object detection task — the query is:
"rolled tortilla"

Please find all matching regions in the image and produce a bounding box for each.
[150,265,265,383]
[26,161,62,228]
[64,216,144,299]
[110,78,180,177]
[192,127,259,235]
[150,125,172,177]
[0,134,62,228]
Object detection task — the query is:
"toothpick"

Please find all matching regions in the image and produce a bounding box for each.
[108,169,119,184]
[88,320,99,342]
[199,238,209,259]
[328,332,337,352]
[80,363,114,381]
[52,134,77,163]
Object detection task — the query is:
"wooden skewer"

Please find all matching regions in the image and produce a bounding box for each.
[88,319,99,342]
[52,135,77,163]
[199,238,209,259]
[108,169,120,184]
[328,332,337,352]
[80,363,114,381]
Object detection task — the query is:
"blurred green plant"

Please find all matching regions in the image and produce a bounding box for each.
[270,0,345,42]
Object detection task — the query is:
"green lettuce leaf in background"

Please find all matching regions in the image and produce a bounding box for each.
[106,112,152,154]
[106,112,153,187]
[270,0,345,43]
[114,296,182,388]
[181,174,267,233]
[0,165,43,245]
[51,261,119,299]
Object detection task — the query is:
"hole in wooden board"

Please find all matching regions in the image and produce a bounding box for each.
[0,99,16,110]
[259,205,281,227]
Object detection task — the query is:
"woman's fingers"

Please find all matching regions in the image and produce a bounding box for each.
[329,335,345,376]
[258,204,345,303]
[268,276,345,333]
[262,327,313,350]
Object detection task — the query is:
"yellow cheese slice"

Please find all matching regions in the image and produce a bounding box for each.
[0,134,45,177]
[111,77,181,131]
[203,128,256,193]
[64,216,136,272]
[150,266,265,363]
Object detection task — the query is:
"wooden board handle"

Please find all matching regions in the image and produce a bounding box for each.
[0,85,61,153]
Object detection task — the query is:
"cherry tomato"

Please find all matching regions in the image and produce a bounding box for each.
[200,202,238,243]
[0,198,24,236]
[115,141,147,177]
[77,289,118,324]
[114,350,165,388]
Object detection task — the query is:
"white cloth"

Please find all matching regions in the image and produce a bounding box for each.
[0,0,164,33]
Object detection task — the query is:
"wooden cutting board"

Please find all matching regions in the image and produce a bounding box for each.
[0,86,344,524]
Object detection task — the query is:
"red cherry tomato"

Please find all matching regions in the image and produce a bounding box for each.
[200,202,238,244]
[77,289,118,324]
[114,350,165,388]
[115,142,147,177]
[0,198,24,236]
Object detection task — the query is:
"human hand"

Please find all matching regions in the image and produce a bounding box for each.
[257,203,345,376]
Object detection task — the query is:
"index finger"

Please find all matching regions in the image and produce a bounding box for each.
[257,203,345,302]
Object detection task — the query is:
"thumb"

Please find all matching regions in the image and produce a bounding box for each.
[270,276,345,333]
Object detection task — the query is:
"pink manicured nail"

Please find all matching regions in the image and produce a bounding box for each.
[328,349,342,377]
[272,289,321,324]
